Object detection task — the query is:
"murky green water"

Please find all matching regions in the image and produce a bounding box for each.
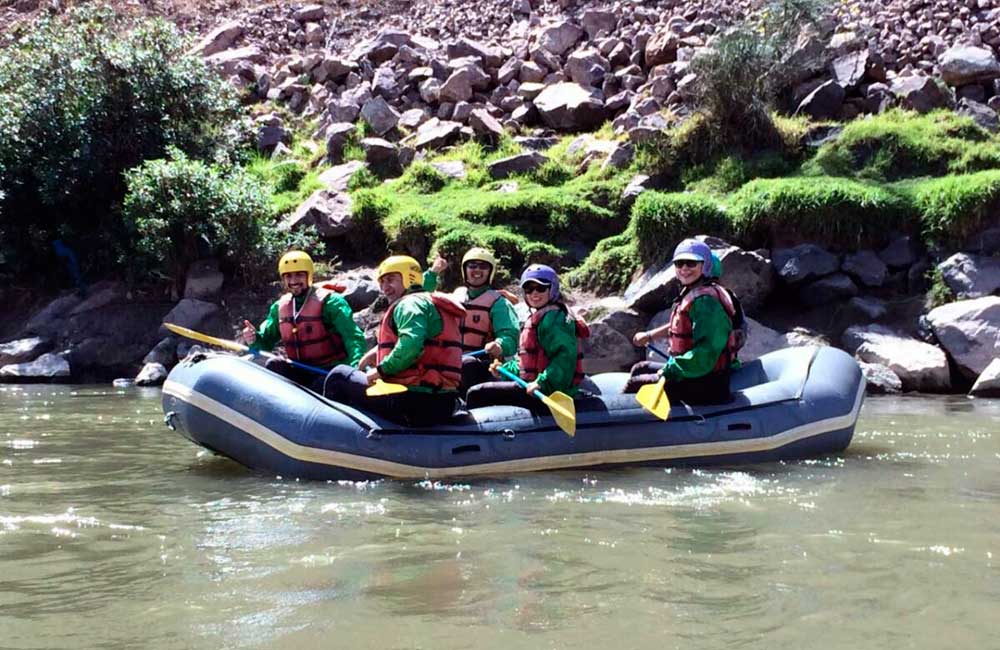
[1,384,998,649]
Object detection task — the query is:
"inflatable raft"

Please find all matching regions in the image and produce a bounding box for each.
[160,346,865,480]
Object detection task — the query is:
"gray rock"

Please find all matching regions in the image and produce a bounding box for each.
[143,337,178,366]
[0,337,52,366]
[858,361,903,394]
[282,189,354,237]
[846,296,888,321]
[431,160,467,179]
[293,4,325,22]
[338,274,380,311]
[601,142,634,170]
[581,10,617,40]
[538,20,584,56]
[412,120,464,151]
[565,48,610,87]
[879,234,922,268]
[796,80,846,120]
[362,137,401,175]
[926,296,1000,380]
[205,45,266,77]
[0,352,70,380]
[190,20,243,58]
[469,108,505,141]
[360,96,400,136]
[439,68,475,103]
[624,262,679,314]
[70,282,125,315]
[842,250,888,287]
[135,362,168,387]
[582,322,641,374]
[970,358,1000,397]
[844,325,951,392]
[317,163,364,194]
[325,122,357,163]
[963,226,1000,255]
[831,49,870,89]
[25,294,83,336]
[772,244,840,284]
[938,44,1000,86]
[938,253,1000,298]
[183,259,224,300]
[713,245,775,315]
[890,74,950,113]
[534,82,606,131]
[798,273,858,307]
[957,98,999,132]
[398,108,428,130]
[487,151,548,179]
[160,299,221,337]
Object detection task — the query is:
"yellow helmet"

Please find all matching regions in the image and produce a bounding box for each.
[461,247,497,284]
[278,250,315,285]
[377,255,423,290]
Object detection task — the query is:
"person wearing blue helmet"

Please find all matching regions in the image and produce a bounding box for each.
[466,264,590,411]
[625,238,740,404]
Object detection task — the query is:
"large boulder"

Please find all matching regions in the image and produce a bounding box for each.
[623,262,679,314]
[970,358,1000,397]
[937,253,1000,299]
[25,294,83,337]
[183,259,224,300]
[737,318,827,363]
[281,190,354,237]
[711,244,775,315]
[135,362,168,387]
[938,44,1000,87]
[159,299,221,337]
[533,83,606,131]
[926,297,1000,380]
[0,337,52,366]
[798,273,858,307]
[190,20,243,58]
[360,96,400,136]
[318,161,368,192]
[537,20,584,56]
[842,250,888,287]
[889,75,950,113]
[581,321,641,374]
[858,361,903,394]
[411,120,464,151]
[0,352,70,381]
[842,325,951,392]
[772,244,839,284]
[487,152,548,179]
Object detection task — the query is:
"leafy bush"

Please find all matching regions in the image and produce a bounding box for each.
[397,161,448,193]
[121,150,274,284]
[806,109,1000,181]
[347,189,392,257]
[533,159,574,186]
[0,6,241,278]
[432,225,563,286]
[347,166,381,192]
[908,170,1000,246]
[631,191,730,263]
[730,176,912,246]
[687,0,828,154]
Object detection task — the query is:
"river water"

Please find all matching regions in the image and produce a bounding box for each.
[1,384,998,650]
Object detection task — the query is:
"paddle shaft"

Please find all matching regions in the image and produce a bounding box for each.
[164,323,329,376]
[648,343,670,361]
[497,366,545,400]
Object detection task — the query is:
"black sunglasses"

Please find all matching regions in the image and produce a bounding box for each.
[673,260,702,269]
[522,283,550,294]
[464,261,492,270]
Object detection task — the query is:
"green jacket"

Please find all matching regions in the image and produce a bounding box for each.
[249,289,366,368]
[377,288,450,394]
[425,270,520,358]
[660,292,733,382]
[501,307,581,397]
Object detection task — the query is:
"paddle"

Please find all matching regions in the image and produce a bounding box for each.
[464,349,487,357]
[163,323,329,377]
[635,343,671,420]
[496,366,576,436]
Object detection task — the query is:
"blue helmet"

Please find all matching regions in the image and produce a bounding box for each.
[671,238,712,266]
[520,264,560,301]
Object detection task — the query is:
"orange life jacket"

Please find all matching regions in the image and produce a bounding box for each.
[518,303,590,387]
[376,292,466,390]
[455,287,501,352]
[278,286,346,367]
[667,283,738,373]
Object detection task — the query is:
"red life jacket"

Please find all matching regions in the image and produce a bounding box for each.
[667,283,738,373]
[518,303,590,387]
[455,287,501,352]
[277,286,346,367]
[376,292,466,390]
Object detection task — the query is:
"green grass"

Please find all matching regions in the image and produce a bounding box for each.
[805,109,1000,181]
[904,169,1000,246]
[730,176,912,247]
[245,155,325,218]
[631,191,731,264]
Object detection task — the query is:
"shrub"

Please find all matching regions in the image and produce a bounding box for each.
[0,6,241,278]
[397,161,448,193]
[347,189,392,257]
[908,170,1000,246]
[687,0,828,154]
[730,176,912,246]
[433,224,563,286]
[121,150,274,284]
[347,166,381,192]
[533,159,574,186]
[631,191,731,264]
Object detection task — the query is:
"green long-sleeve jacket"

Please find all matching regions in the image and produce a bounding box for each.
[501,307,580,397]
[377,288,452,394]
[660,294,733,382]
[424,271,519,358]
[249,289,366,367]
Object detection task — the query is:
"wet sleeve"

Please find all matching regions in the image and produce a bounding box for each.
[377,299,430,377]
[422,270,438,292]
[249,301,282,353]
[661,297,731,381]
[490,298,521,358]
[322,294,366,367]
[534,311,578,395]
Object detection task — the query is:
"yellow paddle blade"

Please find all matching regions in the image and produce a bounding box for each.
[365,379,409,397]
[164,323,248,354]
[541,391,577,436]
[636,377,671,420]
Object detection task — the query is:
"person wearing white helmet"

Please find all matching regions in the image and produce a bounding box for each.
[625,238,741,404]
[239,250,365,386]
[425,247,521,394]
[320,255,467,425]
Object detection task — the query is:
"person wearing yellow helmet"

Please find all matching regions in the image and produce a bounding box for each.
[320,255,467,425]
[239,250,366,386]
[424,247,521,394]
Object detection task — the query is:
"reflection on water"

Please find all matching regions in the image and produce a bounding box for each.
[1,385,998,650]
